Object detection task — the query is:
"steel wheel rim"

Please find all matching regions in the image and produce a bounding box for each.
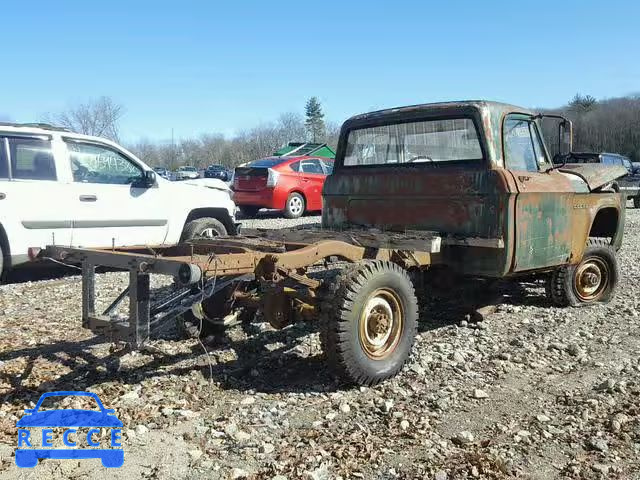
[198,227,219,238]
[289,196,303,215]
[359,288,404,359]
[574,257,609,301]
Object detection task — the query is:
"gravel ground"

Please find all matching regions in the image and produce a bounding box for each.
[239,212,322,230]
[0,211,639,479]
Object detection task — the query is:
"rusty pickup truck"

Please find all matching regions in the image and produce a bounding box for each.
[41,100,626,386]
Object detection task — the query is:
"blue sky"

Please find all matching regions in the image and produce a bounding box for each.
[1,0,638,143]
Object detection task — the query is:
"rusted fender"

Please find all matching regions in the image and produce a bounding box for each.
[559,164,628,191]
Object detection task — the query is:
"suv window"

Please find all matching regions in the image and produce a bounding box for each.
[8,137,57,180]
[504,117,542,172]
[67,141,143,185]
[344,118,483,167]
[0,140,7,178]
[300,159,325,174]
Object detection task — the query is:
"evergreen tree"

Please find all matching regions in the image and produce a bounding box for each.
[568,93,597,113]
[305,97,326,142]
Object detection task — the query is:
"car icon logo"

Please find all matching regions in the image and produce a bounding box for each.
[15,391,124,468]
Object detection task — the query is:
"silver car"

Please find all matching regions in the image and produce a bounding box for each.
[175,165,200,180]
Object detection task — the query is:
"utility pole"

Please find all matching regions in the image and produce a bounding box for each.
[171,128,175,169]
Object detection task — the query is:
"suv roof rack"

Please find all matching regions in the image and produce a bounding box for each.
[0,122,72,132]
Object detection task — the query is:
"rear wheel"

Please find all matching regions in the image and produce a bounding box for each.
[180,217,227,242]
[319,261,418,386]
[239,206,260,218]
[284,192,305,219]
[546,237,619,307]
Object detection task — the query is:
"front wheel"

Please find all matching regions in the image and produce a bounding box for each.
[319,261,419,386]
[283,192,305,219]
[180,217,227,242]
[546,237,619,307]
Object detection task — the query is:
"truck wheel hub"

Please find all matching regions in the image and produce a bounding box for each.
[359,289,404,359]
[199,228,219,238]
[575,258,608,300]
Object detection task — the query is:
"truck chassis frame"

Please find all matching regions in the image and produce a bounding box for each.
[43,228,446,346]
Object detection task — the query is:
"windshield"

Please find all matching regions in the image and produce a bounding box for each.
[180,166,196,171]
[343,118,483,166]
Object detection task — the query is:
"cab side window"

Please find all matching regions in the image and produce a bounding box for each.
[8,137,57,180]
[504,117,543,172]
[67,141,143,185]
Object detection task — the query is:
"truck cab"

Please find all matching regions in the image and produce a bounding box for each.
[323,101,625,278]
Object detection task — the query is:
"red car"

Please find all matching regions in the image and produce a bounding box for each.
[233,156,334,218]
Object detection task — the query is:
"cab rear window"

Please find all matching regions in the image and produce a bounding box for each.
[343,117,483,167]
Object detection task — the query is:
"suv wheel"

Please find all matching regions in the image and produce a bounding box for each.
[180,217,227,242]
[284,192,305,219]
[0,241,5,282]
[546,237,619,307]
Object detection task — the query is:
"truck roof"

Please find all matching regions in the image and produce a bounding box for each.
[345,100,534,124]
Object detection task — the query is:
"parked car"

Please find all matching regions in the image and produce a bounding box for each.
[556,152,640,208]
[0,123,238,279]
[204,165,231,181]
[153,166,170,179]
[233,156,334,218]
[175,165,200,180]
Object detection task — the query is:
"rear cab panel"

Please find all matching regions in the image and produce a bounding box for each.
[323,102,516,277]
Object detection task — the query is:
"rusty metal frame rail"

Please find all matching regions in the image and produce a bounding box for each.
[42,232,442,346]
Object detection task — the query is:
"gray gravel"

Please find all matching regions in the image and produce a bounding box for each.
[0,210,639,479]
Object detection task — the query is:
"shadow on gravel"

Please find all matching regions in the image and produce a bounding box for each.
[0,321,340,408]
[416,276,552,332]
[3,262,79,285]
[1,276,553,405]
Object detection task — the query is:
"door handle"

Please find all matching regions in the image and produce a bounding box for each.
[79,195,98,202]
[0,192,5,200]
[518,175,531,182]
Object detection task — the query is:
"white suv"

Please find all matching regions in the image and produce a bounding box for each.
[0,123,238,278]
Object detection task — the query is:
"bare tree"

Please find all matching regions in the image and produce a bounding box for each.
[43,96,124,142]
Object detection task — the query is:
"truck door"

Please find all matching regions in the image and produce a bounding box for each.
[504,114,575,272]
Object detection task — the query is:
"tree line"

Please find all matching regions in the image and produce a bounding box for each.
[540,93,640,161]
[43,93,640,168]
